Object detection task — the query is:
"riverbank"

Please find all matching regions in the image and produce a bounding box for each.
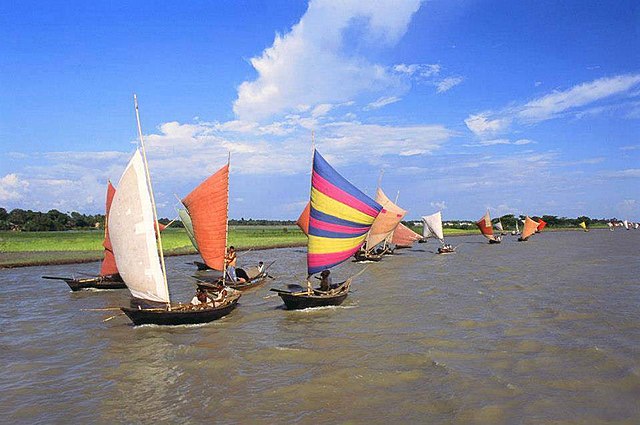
[0,225,597,268]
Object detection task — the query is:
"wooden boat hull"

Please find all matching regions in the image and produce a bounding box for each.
[121,297,239,326]
[196,273,269,292]
[488,239,501,244]
[437,248,456,254]
[42,274,125,291]
[274,290,348,310]
[353,251,384,262]
[193,261,211,271]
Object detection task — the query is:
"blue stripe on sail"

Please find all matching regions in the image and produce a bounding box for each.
[309,207,368,228]
[313,151,382,213]
[308,226,369,239]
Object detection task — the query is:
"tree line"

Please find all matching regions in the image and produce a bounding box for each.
[405,214,615,230]
[0,208,297,231]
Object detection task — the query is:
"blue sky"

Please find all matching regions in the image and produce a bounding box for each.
[1,0,638,220]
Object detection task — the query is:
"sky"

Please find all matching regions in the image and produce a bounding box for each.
[1,0,639,221]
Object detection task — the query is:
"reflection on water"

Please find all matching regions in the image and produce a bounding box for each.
[1,230,639,423]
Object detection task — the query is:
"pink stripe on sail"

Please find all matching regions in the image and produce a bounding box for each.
[308,247,361,268]
[312,172,379,218]
[309,217,369,235]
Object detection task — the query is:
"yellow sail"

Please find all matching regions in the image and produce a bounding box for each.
[579,221,588,232]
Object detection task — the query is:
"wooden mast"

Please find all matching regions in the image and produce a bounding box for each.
[133,94,170,303]
[223,152,231,286]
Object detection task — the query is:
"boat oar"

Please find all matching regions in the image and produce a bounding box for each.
[103,312,126,322]
[81,307,122,312]
[42,276,70,281]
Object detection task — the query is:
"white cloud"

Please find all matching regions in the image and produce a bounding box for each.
[233,0,423,121]
[0,174,29,201]
[519,74,640,123]
[465,74,640,137]
[436,76,463,93]
[364,96,401,110]
[430,200,446,210]
[464,113,510,138]
[393,63,441,78]
[604,169,640,178]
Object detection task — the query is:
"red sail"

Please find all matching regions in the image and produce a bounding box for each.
[475,211,494,239]
[99,181,119,276]
[391,223,422,247]
[182,164,229,271]
[296,202,310,236]
[536,219,547,231]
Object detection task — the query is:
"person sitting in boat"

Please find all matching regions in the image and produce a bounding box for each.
[191,288,213,306]
[257,261,265,274]
[235,267,249,282]
[225,246,238,281]
[495,235,502,242]
[211,283,229,307]
[315,269,338,292]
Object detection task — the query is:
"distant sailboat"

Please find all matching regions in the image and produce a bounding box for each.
[271,149,382,310]
[114,97,240,326]
[607,222,614,231]
[623,220,630,230]
[42,181,126,291]
[536,219,547,233]
[511,217,521,235]
[518,216,538,242]
[476,210,501,244]
[355,188,406,261]
[578,221,588,232]
[391,223,422,249]
[296,201,311,235]
[421,211,454,253]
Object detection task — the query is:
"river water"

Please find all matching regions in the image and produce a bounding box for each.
[1,230,639,424]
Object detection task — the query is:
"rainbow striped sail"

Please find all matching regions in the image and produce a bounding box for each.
[307,150,382,275]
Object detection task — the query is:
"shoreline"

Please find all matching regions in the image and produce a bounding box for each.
[0,226,600,269]
[0,242,308,269]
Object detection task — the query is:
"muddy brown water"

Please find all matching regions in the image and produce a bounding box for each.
[1,230,639,424]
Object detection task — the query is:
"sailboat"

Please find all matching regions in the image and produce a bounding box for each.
[354,188,406,262]
[578,221,588,232]
[179,165,270,291]
[421,211,454,253]
[535,218,547,233]
[517,216,538,241]
[476,210,501,244]
[391,222,422,249]
[511,217,521,235]
[42,181,126,291]
[623,220,630,230]
[296,201,311,235]
[270,149,382,310]
[114,97,240,326]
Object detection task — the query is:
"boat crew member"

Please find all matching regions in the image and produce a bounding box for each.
[317,269,337,291]
[191,288,213,306]
[225,246,238,281]
[211,283,229,307]
[257,261,265,274]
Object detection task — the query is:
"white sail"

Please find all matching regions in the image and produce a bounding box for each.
[494,221,504,232]
[515,219,520,233]
[109,150,169,304]
[422,211,444,242]
[623,220,629,230]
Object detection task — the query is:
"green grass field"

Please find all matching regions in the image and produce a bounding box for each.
[0,226,308,267]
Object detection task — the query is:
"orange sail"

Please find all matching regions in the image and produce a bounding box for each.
[475,211,495,240]
[521,216,538,240]
[99,181,119,276]
[536,219,547,232]
[182,164,229,271]
[296,202,310,236]
[391,223,422,247]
